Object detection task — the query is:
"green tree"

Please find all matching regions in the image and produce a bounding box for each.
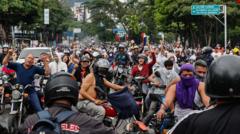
[0,0,42,42]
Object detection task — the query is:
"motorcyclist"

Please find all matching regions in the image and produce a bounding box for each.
[114,43,130,67]
[36,52,50,67]
[131,52,156,95]
[168,55,240,134]
[18,72,115,134]
[73,55,91,84]
[2,49,50,112]
[131,45,140,65]
[197,46,214,66]
[0,43,10,64]
[156,64,210,121]
[143,60,179,124]
[194,59,208,82]
[77,59,125,121]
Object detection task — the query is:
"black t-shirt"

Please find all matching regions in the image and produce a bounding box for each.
[170,103,240,134]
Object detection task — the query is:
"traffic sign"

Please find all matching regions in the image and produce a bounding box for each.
[44,9,49,25]
[191,5,223,15]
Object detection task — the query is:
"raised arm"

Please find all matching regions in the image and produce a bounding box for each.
[2,49,13,65]
[103,78,124,91]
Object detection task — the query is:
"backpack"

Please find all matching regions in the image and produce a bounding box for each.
[32,110,76,134]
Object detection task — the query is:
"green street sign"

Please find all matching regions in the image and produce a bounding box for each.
[191,5,223,15]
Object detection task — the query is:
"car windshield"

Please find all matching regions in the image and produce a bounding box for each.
[19,49,51,59]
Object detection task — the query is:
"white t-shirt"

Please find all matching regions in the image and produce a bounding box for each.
[49,61,68,75]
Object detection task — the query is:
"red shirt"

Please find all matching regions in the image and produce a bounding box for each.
[131,52,156,83]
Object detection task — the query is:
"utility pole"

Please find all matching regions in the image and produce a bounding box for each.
[224,5,227,51]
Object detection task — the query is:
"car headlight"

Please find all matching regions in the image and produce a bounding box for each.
[12,90,21,100]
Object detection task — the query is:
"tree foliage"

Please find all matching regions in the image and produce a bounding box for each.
[0,0,76,43]
[82,0,240,46]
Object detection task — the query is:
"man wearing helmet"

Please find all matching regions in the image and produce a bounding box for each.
[0,43,10,64]
[131,51,156,94]
[18,72,115,134]
[72,55,91,83]
[114,43,130,67]
[77,58,138,122]
[197,46,214,66]
[131,45,140,65]
[168,55,240,134]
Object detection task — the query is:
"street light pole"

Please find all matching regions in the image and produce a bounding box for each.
[224,5,227,51]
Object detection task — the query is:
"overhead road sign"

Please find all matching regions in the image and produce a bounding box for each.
[191,5,223,15]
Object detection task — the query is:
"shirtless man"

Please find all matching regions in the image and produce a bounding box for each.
[77,59,124,121]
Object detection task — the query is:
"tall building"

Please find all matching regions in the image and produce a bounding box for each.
[71,2,91,22]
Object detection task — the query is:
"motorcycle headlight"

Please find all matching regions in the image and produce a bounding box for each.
[12,90,21,100]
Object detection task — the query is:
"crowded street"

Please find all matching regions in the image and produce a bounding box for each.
[0,0,240,134]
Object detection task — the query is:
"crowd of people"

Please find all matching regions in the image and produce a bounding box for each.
[0,40,239,134]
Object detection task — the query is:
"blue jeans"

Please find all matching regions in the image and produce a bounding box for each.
[29,88,43,112]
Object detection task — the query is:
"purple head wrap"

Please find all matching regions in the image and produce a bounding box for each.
[176,64,199,109]
[180,64,194,74]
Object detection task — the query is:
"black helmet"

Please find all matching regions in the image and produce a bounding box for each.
[206,55,240,98]
[44,72,79,106]
[202,46,213,54]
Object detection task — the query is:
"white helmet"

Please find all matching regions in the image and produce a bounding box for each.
[93,51,100,58]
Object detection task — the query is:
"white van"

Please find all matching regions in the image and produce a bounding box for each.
[16,47,53,63]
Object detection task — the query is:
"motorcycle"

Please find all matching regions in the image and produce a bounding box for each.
[0,72,15,114]
[148,113,176,134]
[111,65,129,85]
[33,74,49,105]
[143,84,166,125]
[96,86,154,134]
[130,76,147,120]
